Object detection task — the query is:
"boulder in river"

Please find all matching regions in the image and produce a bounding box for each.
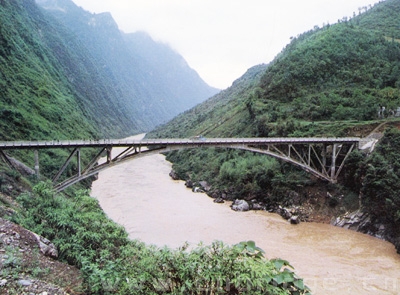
[185,179,193,188]
[169,170,179,180]
[192,187,204,193]
[290,216,300,224]
[199,181,211,192]
[278,207,292,220]
[213,197,224,204]
[231,199,249,212]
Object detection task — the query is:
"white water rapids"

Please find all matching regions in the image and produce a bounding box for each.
[91,134,400,295]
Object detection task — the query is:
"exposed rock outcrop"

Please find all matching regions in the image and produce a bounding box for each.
[0,218,82,293]
[332,209,400,254]
[331,210,372,232]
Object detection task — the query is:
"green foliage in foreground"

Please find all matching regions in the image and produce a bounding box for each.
[13,182,310,294]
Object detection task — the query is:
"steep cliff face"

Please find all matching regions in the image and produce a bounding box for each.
[36,0,219,132]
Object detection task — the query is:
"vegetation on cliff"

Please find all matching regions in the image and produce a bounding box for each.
[355,127,400,246]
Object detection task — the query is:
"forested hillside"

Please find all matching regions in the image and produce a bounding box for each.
[149,0,400,252]
[0,0,99,140]
[0,0,217,143]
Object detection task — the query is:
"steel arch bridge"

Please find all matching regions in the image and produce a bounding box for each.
[0,137,372,192]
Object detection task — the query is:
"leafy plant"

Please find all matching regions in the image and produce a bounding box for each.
[12,182,310,294]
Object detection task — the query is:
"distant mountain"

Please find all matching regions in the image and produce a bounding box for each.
[124,31,219,113]
[36,0,218,133]
[149,64,268,139]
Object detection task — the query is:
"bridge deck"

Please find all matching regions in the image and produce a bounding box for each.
[0,136,366,191]
[0,137,361,150]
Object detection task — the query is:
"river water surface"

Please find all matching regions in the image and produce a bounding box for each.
[91,134,400,294]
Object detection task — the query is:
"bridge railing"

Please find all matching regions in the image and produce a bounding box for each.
[0,137,361,150]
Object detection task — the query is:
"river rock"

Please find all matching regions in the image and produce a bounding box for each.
[290,216,300,224]
[332,209,400,253]
[169,170,179,180]
[331,209,371,231]
[185,179,193,188]
[213,197,224,203]
[251,202,265,210]
[278,207,292,220]
[18,279,32,286]
[231,199,249,212]
[199,181,211,192]
[192,187,204,193]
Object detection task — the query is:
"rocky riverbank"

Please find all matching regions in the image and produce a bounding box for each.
[332,209,400,254]
[176,171,400,254]
[178,172,343,224]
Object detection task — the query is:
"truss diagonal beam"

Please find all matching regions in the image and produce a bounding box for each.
[52,148,78,183]
[333,143,355,181]
[54,147,166,192]
[243,145,332,182]
[0,150,15,169]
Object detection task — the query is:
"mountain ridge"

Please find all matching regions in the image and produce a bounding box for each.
[36,0,219,132]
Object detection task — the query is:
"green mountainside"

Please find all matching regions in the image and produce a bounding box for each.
[149,0,400,252]
[0,0,99,140]
[152,0,400,139]
[1,0,218,143]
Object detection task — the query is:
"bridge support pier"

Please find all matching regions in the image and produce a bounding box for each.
[331,144,337,181]
[34,150,40,179]
[77,148,81,177]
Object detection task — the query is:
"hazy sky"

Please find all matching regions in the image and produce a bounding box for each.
[72,0,378,89]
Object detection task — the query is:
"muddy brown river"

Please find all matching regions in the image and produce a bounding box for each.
[91,135,400,294]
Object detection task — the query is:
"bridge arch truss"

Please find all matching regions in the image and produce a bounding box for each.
[0,137,360,192]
